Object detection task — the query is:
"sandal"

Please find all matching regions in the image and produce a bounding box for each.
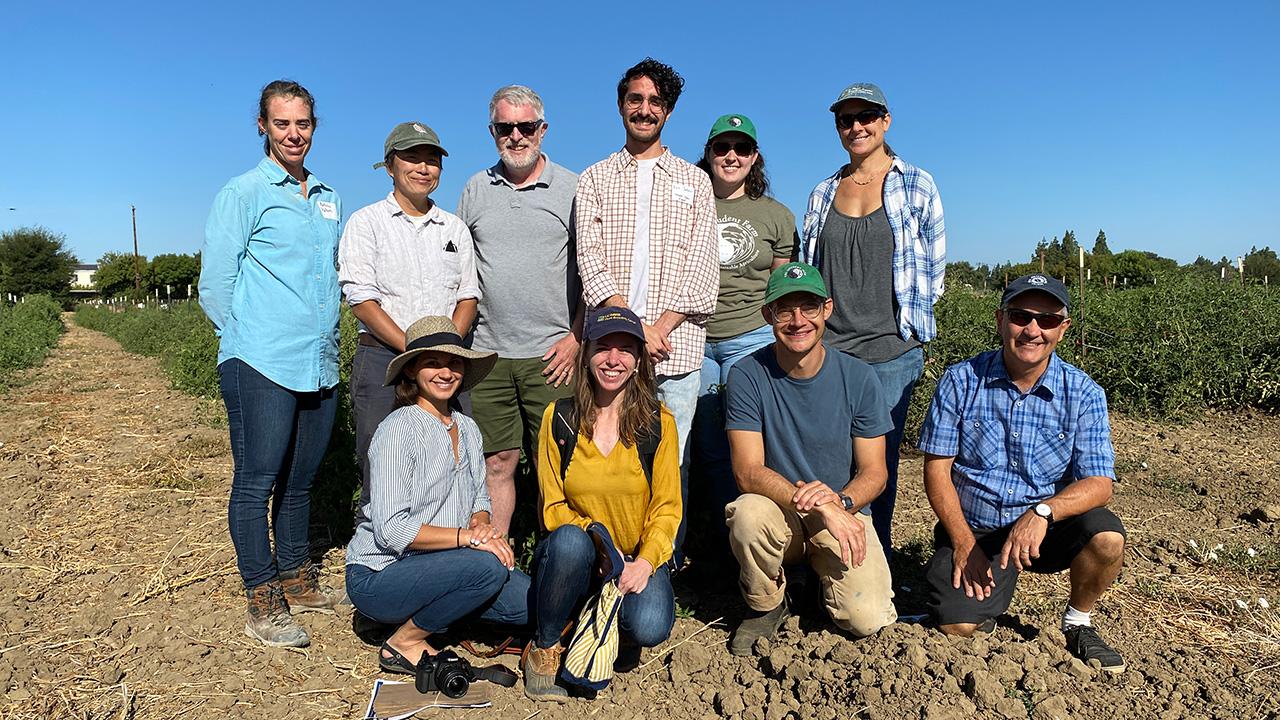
[378,642,419,676]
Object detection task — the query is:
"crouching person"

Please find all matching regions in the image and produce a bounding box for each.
[525,307,682,702]
[344,317,529,675]
[724,263,898,655]
[919,274,1126,673]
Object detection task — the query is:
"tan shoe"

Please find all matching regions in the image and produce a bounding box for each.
[522,644,569,703]
[245,580,310,647]
[279,560,336,615]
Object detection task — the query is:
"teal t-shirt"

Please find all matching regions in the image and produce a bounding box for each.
[724,344,893,509]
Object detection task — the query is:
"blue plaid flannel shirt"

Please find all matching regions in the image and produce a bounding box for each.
[797,154,946,343]
[918,349,1115,530]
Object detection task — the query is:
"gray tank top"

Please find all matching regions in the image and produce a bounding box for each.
[818,204,920,363]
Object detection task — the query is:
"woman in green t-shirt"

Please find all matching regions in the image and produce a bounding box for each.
[691,114,799,546]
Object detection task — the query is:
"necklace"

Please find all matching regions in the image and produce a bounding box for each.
[848,154,893,186]
[439,415,455,431]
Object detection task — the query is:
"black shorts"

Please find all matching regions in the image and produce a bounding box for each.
[925,507,1126,626]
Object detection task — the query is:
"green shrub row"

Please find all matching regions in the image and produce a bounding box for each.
[0,295,65,388]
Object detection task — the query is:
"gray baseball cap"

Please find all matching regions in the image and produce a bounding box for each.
[373,121,448,169]
[829,82,889,112]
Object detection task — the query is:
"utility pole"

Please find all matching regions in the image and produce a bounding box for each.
[131,205,142,292]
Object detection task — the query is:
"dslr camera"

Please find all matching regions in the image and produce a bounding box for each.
[415,649,474,698]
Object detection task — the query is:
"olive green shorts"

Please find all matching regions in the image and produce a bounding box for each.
[469,356,573,455]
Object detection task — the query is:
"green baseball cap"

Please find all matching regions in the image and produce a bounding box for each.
[828,82,889,113]
[707,113,758,143]
[764,262,828,304]
[372,121,448,169]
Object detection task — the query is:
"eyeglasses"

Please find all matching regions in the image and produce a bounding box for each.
[490,120,543,137]
[1004,308,1068,329]
[834,109,887,129]
[623,93,668,112]
[766,300,825,323]
[710,140,757,157]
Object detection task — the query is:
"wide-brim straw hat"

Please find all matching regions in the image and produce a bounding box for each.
[383,316,497,392]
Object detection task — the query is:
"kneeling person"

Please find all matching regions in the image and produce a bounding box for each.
[919,274,1126,673]
[725,262,897,655]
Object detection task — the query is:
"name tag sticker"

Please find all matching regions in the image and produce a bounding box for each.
[671,183,694,206]
[317,201,338,220]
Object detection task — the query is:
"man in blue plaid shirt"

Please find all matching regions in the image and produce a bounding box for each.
[797,82,945,564]
[918,274,1127,673]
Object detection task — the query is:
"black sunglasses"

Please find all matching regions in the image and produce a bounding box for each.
[1004,308,1068,329]
[834,108,886,129]
[490,120,543,137]
[710,140,757,157]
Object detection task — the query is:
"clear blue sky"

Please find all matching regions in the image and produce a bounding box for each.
[2,1,1276,267]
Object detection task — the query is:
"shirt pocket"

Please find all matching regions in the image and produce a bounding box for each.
[440,245,462,292]
[959,417,1005,471]
[1032,426,1074,483]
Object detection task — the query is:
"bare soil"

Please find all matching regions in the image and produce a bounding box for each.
[1,321,1278,719]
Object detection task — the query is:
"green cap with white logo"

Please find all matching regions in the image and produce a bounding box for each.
[373,121,448,168]
[765,262,829,304]
[706,113,758,143]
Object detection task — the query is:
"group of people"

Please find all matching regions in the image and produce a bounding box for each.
[197,58,1129,703]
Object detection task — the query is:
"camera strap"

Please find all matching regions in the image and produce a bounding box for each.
[472,664,518,688]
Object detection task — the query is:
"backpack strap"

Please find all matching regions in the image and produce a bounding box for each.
[634,411,663,489]
[553,398,663,489]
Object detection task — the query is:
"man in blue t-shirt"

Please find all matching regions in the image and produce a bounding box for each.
[723,262,898,654]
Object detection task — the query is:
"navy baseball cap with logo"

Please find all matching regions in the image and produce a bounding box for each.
[1001,274,1071,310]
[584,306,646,344]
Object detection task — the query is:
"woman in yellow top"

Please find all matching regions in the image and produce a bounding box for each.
[523,306,682,702]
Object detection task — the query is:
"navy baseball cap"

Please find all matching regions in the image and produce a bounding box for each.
[1001,274,1070,310]
[584,306,646,344]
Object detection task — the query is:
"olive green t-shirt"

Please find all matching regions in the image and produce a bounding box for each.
[708,195,798,341]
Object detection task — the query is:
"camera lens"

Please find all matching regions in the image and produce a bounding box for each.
[440,670,469,699]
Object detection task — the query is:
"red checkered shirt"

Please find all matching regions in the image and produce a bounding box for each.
[575,148,719,376]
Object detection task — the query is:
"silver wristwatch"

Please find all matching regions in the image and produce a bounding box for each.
[839,493,855,513]
[1033,502,1054,525]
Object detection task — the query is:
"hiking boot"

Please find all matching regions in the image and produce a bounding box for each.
[279,560,336,615]
[614,638,642,673]
[245,580,311,648]
[522,644,569,703]
[1064,624,1125,673]
[730,597,790,656]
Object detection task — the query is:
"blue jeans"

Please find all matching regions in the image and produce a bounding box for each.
[351,343,398,521]
[532,526,674,649]
[865,346,924,563]
[219,358,337,588]
[693,325,776,541]
[657,370,699,564]
[346,551,530,633]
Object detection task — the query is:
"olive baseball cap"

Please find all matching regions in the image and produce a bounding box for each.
[764,262,829,304]
[372,121,448,169]
[828,82,889,112]
[707,113,758,143]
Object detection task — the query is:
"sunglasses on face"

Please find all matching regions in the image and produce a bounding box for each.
[490,120,543,137]
[834,108,887,129]
[710,140,757,157]
[1004,308,1068,329]
[766,300,824,323]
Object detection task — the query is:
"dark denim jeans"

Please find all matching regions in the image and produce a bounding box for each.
[351,342,398,521]
[219,358,337,588]
[532,525,674,649]
[866,346,924,563]
[346,550,530,633]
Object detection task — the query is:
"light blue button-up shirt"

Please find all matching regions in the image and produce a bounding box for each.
[199,157,342,392]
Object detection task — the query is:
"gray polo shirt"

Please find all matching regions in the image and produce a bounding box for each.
[457,156,579,357]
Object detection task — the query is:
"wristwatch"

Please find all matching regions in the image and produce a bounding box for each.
[1033,502,1054,525]
[839,493,855,513]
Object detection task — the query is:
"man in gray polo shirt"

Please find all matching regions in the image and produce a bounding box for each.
[457,85,581,535]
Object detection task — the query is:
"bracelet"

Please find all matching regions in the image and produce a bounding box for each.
[457,527,462,548]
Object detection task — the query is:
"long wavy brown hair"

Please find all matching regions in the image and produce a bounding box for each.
[572,336,660,446]
[696,147,771,200]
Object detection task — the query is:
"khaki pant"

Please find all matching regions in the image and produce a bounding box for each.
[726,493,897,637]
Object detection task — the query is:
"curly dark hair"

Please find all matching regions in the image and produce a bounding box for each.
[616,58,685,111]
[696,148,771,200]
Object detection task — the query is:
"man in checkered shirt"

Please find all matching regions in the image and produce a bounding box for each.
[575,58,719,563]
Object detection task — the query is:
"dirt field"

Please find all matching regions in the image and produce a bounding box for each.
[2,320,1278,719]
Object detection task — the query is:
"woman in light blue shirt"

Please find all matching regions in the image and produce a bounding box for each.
[198,80,342,648]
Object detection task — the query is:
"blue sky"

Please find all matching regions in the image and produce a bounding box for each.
[2,1,1276,267]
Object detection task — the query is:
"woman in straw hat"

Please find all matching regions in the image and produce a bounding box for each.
[523,306,682,702]
[345,316,529,675]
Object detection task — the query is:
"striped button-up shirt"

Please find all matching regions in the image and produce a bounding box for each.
[345,406,489,571]
[338,194,480,333]
[575,149,719,376]
[797,153,946,343]
[199,158,341,392]
[918,349,1115,530]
